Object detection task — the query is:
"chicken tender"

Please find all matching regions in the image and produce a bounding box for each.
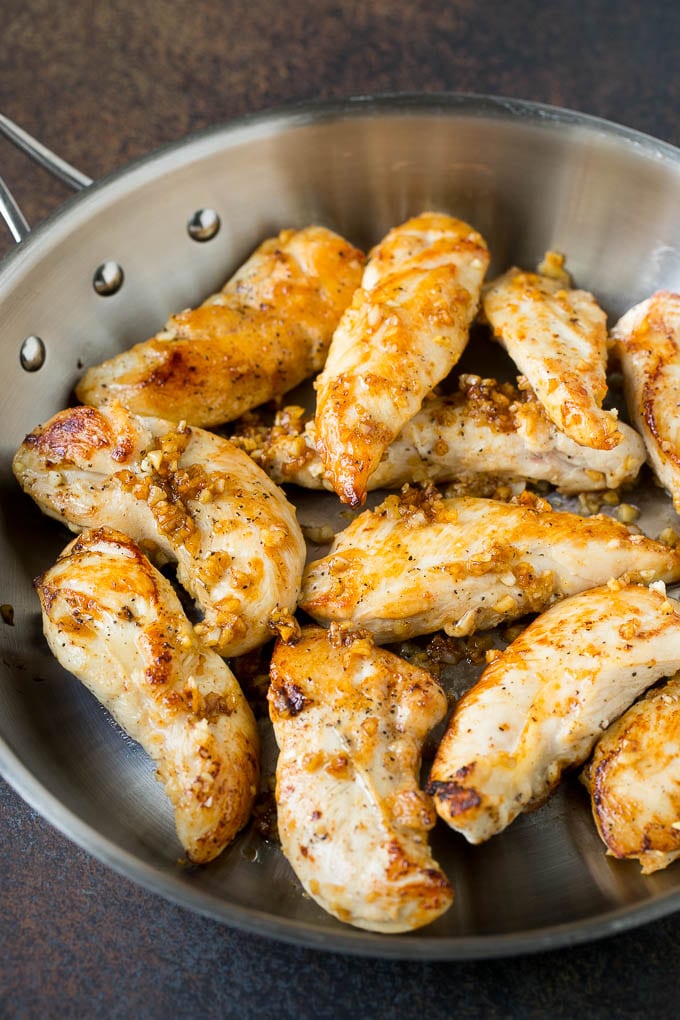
[611,290,680,511]
[314,213,489,506]
[13,401,305,656]
[233,376,645,494]
[483,261,621,450]
[428,583,680,843]
[76,226,364,427]
[583,671,680,874]
[300,489,680,642]
[269,624,452,933]
[35,527,260,863]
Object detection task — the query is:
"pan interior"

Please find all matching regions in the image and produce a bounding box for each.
[3,95,680,958]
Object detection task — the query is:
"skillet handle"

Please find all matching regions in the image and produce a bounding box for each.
[0,176,29,243]
[0,113,93,243]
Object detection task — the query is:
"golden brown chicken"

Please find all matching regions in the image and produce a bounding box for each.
[583,670,680,874]
[611,290,680,511]
[300,489,680,643]
[314,213,490,506]
[75,226,365,427]
[268,624,452,933]
[483,262,621,450]
[428,583,680,844]
[35,527,260,863]
[13,401,306,657]
[233,376,646,495]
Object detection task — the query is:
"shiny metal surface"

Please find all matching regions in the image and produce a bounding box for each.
[187,207,221,242]
[0,112,93,191]
[92,260,125,297]
[18,334,46,372]
[0,175,30,242]
[3,94,680,959]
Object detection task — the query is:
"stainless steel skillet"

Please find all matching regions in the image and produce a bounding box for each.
[2,93,680,960]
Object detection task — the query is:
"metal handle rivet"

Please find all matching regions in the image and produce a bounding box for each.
[20,335,46,371]
[188,208,221,242]
[93,261,124,296]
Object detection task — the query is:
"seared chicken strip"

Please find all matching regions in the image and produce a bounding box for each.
[76,226,364,427]
[269,624,452,933]
[583,671,680,874]
[13,401,305,657]
[611,291,680,511]
[300,489,680,643]
[428,583,680,844]
[233,376,646,494]
[35,528,260,863]
[483,263,621,450]
[314,213,490,506]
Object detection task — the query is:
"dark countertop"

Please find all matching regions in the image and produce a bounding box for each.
[3,1,680,1016]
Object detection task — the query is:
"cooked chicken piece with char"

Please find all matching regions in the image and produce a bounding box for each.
[233,375,646,494]
[35,527,260,863]
[314,213,490,506]
[76,226,364,427]
[300,489,680,643]
[611,291,680,511]
[583,671,680,874]
[269,624,452,933]
[483,262,621,450]
[428,583,680,844]
[13,401,306,657]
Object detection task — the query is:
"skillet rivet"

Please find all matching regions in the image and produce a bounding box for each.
[188,208,221,242]
[19,335,46,372]
[93,261,124,296]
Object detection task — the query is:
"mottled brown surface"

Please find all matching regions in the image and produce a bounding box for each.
[3,0,680,257]
[4,0,680,1014]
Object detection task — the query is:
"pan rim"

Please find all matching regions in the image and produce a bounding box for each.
[3,88,680,281]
